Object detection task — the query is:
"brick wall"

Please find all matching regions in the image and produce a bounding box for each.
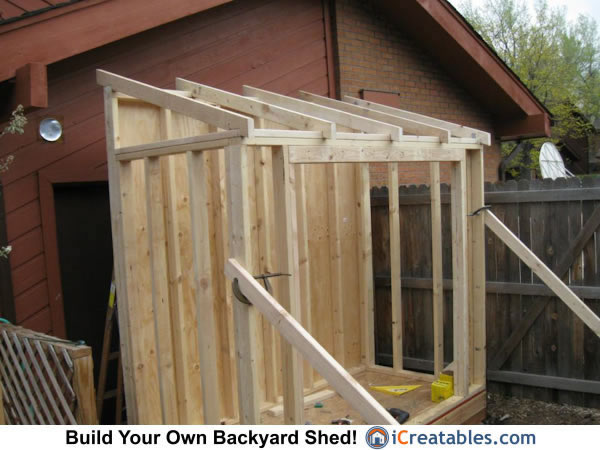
[333,0,502,186]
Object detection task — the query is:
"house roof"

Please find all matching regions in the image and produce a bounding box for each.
[0,0,83,25]
[1,0,551,139]
[373,0,551,139]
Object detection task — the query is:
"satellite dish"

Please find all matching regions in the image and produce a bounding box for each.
[39,118,63,142]
[539,142,573,180]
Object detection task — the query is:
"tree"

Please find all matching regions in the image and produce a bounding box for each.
[0,105,27,258]
[458,0,600,176]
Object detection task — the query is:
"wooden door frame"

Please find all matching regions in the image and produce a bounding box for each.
[38,166,108,338]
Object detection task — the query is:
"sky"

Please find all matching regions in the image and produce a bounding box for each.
[448,0,600,25]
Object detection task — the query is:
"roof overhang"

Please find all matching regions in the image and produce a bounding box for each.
[372,0,552,141]
[0,0,231,110]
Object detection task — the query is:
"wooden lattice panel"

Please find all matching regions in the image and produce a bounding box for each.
[0,324,97,425]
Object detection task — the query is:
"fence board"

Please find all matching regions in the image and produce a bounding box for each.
[371,178,600,406]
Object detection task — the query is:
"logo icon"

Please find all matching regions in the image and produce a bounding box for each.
[365,426,389,449]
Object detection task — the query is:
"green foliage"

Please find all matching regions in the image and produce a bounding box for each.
[1,105,27,258]
[458,0,600,176]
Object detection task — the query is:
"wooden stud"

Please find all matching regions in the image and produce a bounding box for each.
[295,164,314,389]
[272,145,304,424]
[451,159,470,397]
[388,163,403,371]
[430,162,444,377]
[225,259,396,425]
[485,210,600,337]
[72,356,98,424]
[253,130,280,402]
[328,164,345,366]
[225,143,261,424]
[103,87,139,424]
[187,150,222,424]
[143,156,179,423]
[356,163,375,367]
[467,149,486,385]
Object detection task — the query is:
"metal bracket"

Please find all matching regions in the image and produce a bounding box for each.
[468,205,492,216]
[232,272,292,305]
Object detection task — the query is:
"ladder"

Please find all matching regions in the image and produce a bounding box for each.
[96,272,125,424]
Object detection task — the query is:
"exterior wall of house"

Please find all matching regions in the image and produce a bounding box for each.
[333,0,502,186]
[0,0,330,334]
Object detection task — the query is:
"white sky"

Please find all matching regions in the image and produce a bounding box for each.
[448,0,600,25]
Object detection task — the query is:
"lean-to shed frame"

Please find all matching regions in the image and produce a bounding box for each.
[96,70,600,425]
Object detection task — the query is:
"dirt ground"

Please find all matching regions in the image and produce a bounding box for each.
[484,392,600,425]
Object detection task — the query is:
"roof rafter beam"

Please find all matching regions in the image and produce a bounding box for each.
[243,86,402,141]
[344,95,491,146]
[299,91,450,143]
[96,70,254,136]
[176,78,336,139]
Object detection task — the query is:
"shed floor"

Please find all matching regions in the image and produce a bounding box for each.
[261,369,436,425]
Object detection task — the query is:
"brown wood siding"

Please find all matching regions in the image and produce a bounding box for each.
[0,0,331,334]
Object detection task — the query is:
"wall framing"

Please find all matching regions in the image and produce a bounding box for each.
[97,70,506,425]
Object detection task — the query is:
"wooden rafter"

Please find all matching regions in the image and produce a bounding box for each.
[243,85,403,140]
[299,90,451,142]
[344,95,491,146]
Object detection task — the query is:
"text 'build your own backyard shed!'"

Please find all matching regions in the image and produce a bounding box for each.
[95,70,600,425]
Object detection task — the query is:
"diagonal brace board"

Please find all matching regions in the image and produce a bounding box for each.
[97,70,254,136]
[224,258,396,425]
[484,210,600,337]
[176,79,336,138]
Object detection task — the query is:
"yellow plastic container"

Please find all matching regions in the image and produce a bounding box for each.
[431,373,454,403]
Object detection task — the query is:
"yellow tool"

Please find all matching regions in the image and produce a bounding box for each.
[431,373,454,402]
[369,385,421,396]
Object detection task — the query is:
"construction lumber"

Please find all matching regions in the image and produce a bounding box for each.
[72,355,98,425]
[225,259,396,425]
[451,160,470,397]
[388,163,403,371]
[288,145,465,163]
[430,162,444,377]
[484,210,600,337]
[244,85,402,140]
[225,144,261,424]
[97,70,254,136]
[143,156,179,423]
[176,79,336,138]
[467,149,486,385]
[266,389,336,417]
[356,163,375,366]
[102,87,140,424]
[344,95,491,146]
[272,146,304,424]
[187,150,222,424]
[115,131,243,161]
[299,90,451,142]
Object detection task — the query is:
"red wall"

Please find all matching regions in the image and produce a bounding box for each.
[333,0,502,186]
[0,0,331,334]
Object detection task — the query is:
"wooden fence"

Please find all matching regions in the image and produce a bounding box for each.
[0,323,97,424]
[371,177,600,408]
